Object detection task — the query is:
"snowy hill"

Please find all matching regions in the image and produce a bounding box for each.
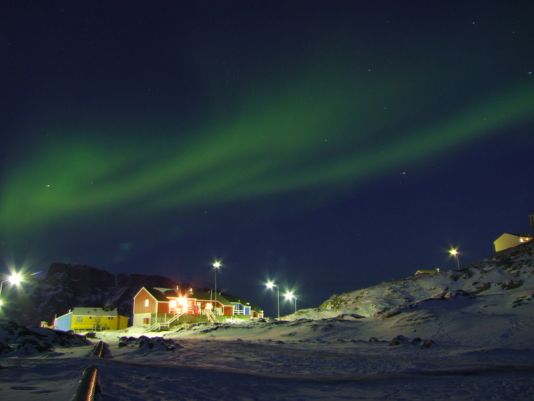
[252,241,534,348]
[315,242,534,318]
[2,263,179,326]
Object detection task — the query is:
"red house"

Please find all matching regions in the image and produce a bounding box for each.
[132,286,244,328]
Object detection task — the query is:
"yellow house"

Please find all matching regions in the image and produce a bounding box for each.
[415,268,440,275]
[54,307,129,332]
[493,233,533,253]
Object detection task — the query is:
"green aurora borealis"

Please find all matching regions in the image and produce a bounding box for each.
[2,0,534,296]
[2,71,533,236]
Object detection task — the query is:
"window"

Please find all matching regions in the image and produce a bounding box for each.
[144,299,149,307]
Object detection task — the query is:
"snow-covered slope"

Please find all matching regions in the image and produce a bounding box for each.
[315,242,534,319]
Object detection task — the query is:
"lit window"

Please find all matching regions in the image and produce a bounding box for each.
[144,299,149,307]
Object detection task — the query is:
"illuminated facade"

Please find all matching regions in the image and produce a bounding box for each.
[132,286,263,328]
[54,307,129,332]
[493,233,533,253]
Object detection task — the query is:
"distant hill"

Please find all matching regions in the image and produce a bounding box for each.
[315,242,533,318]
[2,262,179,326]
[290,242,534,347]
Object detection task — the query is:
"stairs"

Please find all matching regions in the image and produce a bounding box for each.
[147,313,184,332]
[204,310,217,323]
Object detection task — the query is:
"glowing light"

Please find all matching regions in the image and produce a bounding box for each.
[448,247,461,269]
[265,280,280,319]
[283,290,298,313]
[7,271,22,286]
[283,290,295,302]
[178,296,188,308]
[169,300,177,309]
[265,280,276,290]
[206,302,213,310]
[212,260,222,270]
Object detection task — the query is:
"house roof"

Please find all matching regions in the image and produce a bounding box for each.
[72,307,119,316]
[139,286,258,309]
[144,286,174,302]
[192,290,233,306]
[166,289,233,306]
[220,293,263,310]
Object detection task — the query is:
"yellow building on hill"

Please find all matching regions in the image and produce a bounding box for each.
[54,307,129,332]
[493,233,533,253]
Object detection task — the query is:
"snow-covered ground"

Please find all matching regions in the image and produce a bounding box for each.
[1,243,534,400]
[2,306,534,401]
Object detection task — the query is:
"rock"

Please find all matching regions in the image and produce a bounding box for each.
[420,339,435,349]
[118,335,179,351]
[410,337,422,345]
[389,335,409,346]
[0,320,89,355]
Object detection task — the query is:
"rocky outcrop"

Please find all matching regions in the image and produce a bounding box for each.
[2,263,179,327]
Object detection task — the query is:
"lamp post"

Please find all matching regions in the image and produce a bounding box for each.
[448,247,461,270]
[212,259,222,301]
[265,280,280,320]
[284,290,297,313]
[0,271,23,307]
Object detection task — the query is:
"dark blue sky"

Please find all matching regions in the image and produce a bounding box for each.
[1,1,533,315]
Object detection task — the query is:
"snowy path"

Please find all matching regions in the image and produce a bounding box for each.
[96,358,534,401]
[95,339,534,401]
[2,340,534,401]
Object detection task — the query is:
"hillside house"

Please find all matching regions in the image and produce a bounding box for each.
[54,307,129,332]
[493,233,533,253]
[415,268,440,276]
[133,286,263,328]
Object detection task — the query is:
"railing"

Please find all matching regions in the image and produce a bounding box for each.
[148,312,184,331]
[204,309,217,323]
[71,341,108,401]
[71,366,99,401]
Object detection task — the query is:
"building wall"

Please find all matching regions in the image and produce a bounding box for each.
[494,233,533,252]
[71,315,122,331]
[118,315,129,329]
[133,288,159,314]
[133,312,151,327]
[55,312,72,331]
[157,302,169,314]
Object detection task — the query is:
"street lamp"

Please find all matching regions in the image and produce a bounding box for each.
[283,290,297,313]
[448,247,461,270]
[265,280,280,320]
[0,271,24,307]
[212,259,222,301]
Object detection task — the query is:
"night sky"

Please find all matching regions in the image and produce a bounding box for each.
[2,1,534,315]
